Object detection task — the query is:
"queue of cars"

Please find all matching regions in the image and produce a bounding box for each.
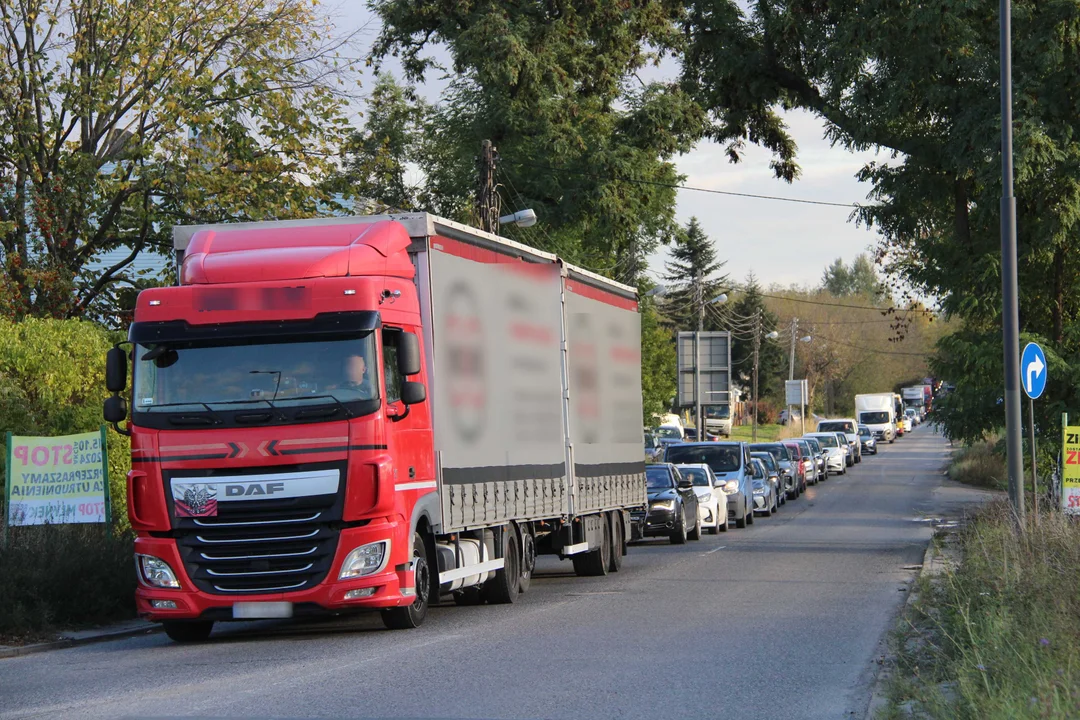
[634,416,913,543]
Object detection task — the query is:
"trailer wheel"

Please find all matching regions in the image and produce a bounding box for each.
[573,518,610,576]
[162,621,213,643]
[481,528,520,604]
[608,512,624,573]
[382,532,430,629]
[518,527,535,593]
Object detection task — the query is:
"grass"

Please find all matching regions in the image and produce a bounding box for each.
[880,501,1080,719]
[0,523,136,643]
[949,438,1008,491]
[729,421,819,443]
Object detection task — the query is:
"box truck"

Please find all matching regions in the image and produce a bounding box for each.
[102,213,647,642]
[854,393,896,443]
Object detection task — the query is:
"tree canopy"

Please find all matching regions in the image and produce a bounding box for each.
[661,217,729,330]
[821,254,884,299]
[0,0,356,320]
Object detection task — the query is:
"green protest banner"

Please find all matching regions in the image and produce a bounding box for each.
[5,428,110,529]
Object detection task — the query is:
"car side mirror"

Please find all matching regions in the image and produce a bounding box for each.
[106,346,127,393]
[401,380,426,405]
[677,478,692,489]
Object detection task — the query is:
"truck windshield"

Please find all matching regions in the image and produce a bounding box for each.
[133,333,379,416]
[859,412,890,425]
[705,406,729,419]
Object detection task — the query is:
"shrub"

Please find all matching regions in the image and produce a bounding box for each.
[948,438,1006,491]
[0,318,129,528]
[0,524,136,640]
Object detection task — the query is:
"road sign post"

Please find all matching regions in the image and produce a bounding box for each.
[1021,342,1047,522]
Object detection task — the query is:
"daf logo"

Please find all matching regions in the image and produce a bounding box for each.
[225,482,286,497]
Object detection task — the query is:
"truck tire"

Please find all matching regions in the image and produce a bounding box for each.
[382,532,430,629]
[482,529,520,604]
[608,513,624,573]
[573,518,611,576]
[162,620,213,643]
[518,527,535,593]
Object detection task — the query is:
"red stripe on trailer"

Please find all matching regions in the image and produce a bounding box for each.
[565,279,638,312]
[430,235,556,279]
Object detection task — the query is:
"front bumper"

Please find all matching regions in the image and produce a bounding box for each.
[134,519,414,622]
[825,454,845,471]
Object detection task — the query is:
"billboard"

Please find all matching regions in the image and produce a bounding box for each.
[5,428,111,527]
[677,331,731,407]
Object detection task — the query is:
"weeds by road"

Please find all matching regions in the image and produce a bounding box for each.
[947,438,1007,491]
[880,500,1080,719]
[0,524,135,644]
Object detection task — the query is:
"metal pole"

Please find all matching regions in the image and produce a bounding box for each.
[1029,398,1038,523]
[1000,0,1025,522]
[752,311,760,442]
[696,273,703,441]
[787,318,797,426]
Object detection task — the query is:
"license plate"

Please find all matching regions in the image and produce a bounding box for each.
[232,601,293,619]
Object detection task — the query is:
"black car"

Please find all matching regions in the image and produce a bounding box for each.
[634,464,701,544]
[749,442,800,500]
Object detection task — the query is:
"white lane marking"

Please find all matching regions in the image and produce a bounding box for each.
[702,546,726,555]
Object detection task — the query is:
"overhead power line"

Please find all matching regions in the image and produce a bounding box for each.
[504,158,863,209]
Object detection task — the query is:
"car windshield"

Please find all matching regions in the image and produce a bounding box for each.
[664,445,742,473]
[645,466,674,489]
[859,411,890,425]
[679,468,712,487]
[655,426,682,439]
[133,333,378,414]
[750,443,790,463]
[752,452,777,471]
[783,443,801,459]
[805,439,821,452]
[644,433,658,449]
[859,427,872,437]
[813,434,839,447]
[817,421,854,434]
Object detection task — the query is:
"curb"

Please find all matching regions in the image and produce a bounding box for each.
[0,622,161,660]
[864,537,940,718]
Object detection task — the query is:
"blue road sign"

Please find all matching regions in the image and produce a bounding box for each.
[1021,342,1047,400]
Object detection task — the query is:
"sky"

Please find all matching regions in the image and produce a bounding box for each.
[329,4,886,291]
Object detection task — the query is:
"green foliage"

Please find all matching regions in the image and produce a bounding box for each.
[661,217,729,330]
[886,501,1080,718]
[948,438,1007,492]
[0,524,135,639]
[369,0,706,284]
[680,0,1080,446]
[0,319,128,527]
[640,300,677,425]
[821,254,884,299]
[729,274,784,402]
[0,0,356,321]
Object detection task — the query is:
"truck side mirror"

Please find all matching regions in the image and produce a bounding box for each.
[104,395,128,424]
[401,381,426,405]
[398,332,422,376]
[106,346,127,393]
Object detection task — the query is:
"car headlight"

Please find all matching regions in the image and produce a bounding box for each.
[752,482,766,494]
[696,494,712,503]
[651,499,675,511]
[137,554,180,589]
[723,480,739,494]
[339,540,389,579]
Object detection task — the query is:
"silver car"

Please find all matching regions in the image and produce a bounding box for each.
[805,432,848,474]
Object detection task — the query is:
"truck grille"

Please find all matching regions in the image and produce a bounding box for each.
[165,463,345,596]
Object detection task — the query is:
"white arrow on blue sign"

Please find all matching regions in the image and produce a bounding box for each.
[1021,342,1047,400]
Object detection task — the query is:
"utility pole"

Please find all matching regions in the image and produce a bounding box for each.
[787,317,798,428]
[752,309,761,442]
[999,0,1025,521]
[476,140,499,234]
[695,271,704,441]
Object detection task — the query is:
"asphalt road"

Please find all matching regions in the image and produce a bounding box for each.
[0,427,991,720]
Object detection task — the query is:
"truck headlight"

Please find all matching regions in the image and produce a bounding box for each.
[723,480,740,494]
[339,541,389,579]
[137,554,180,589]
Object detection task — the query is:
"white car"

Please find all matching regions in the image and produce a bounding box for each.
[805,432,848,474]
[675,463,729,534]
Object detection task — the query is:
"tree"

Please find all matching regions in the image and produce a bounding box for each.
[661,217,729,330]
[821,254,883,299]
[335,73,429,212]
[640,299,677,425]
[0,0,356,320]
[369,0,706,284]
[681,0,1080,444]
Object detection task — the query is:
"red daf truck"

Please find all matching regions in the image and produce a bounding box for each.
[103,213,647,641]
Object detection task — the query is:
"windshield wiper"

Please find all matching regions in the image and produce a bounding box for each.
[146,402,224,426]
[290,395,354,419]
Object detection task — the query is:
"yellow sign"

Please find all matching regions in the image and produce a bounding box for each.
[1063,425,1080,514]
[4,428,110,526]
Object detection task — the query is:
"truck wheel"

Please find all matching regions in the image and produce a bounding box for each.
[482,529,520,604]
[162,620,213,643]
[518,528,535,593]
[573,518,611,576]
[608,513,624,573]
[382,532,430,629]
